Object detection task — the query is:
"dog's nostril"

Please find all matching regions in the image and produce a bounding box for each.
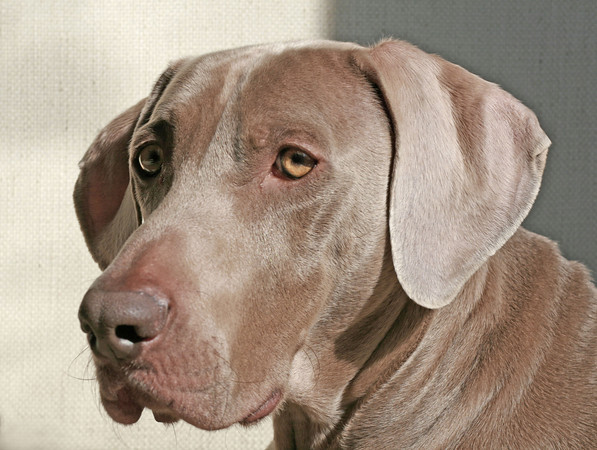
[115,325,144,344]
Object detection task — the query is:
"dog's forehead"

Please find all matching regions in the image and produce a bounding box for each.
[154,45,268,121]
[157,42,366,135]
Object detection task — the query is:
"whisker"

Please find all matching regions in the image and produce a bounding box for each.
[66,346,98,381]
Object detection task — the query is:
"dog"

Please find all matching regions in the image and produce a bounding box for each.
[74,39,596,448]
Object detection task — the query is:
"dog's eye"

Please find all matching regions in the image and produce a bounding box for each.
[275,147,316,180]
[138,145,163,176]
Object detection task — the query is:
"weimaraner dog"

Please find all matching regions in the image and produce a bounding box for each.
[75,40,597,448]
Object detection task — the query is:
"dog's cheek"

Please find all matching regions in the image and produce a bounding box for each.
[228,260,330,370]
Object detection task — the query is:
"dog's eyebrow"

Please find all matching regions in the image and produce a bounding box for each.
[150,119,174,143]
[131,119,174,150]
[137,64,181,128]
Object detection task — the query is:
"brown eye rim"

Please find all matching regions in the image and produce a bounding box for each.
[274,147,318,180]
[136,144,163,177]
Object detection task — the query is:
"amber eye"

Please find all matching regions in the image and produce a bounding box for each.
[275,147,316,180]
[137,144,163,176]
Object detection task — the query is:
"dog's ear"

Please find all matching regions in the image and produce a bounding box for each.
[74,99,144,270]
[74,63,183,270]
[357,40,550,308]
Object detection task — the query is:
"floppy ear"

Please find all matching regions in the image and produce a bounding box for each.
[73,99,145,270]
[74,62,184,270]
[358,40,550,308]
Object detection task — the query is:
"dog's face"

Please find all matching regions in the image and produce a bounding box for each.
[75,40,548,430]
[77,43,393,429]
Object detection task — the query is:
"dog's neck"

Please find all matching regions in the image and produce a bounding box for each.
[273,271,436,448]
[273,258,492,448]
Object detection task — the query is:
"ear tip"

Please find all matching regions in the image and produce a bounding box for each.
[401,284,456,309]
[391,247,461,309]
[534,133,551,157]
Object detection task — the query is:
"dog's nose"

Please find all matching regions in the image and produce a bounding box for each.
[78,288,169,361]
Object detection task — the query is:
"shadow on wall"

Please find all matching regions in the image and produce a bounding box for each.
[332,0,597,273]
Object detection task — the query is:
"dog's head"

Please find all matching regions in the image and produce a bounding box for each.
[74,40,548,429]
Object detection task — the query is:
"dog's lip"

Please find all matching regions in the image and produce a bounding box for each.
[100,385,144,425]
[104,383,281,428]
[98,365,281,428]
[239,390,282,425]
[101,383,181,425]
[152,409,180,424]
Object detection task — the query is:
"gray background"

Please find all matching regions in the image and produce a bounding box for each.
[333,0,596,274]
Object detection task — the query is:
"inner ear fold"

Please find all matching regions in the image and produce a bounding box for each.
[357,40,550,308]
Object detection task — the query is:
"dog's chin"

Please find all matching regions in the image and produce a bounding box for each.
[97,367,283,430]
